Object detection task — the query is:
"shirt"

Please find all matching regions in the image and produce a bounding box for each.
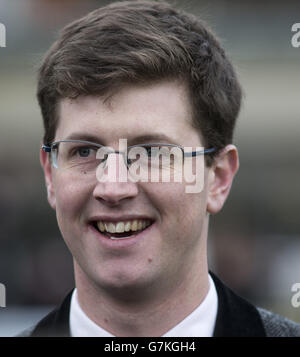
[70,274,218,337]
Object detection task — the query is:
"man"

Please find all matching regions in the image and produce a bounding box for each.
[19,0,300,337]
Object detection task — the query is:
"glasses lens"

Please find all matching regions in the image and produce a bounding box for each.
[55,142,102,173]
[127,145,183,182]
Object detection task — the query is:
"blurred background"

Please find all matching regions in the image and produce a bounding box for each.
[0,0,299,336]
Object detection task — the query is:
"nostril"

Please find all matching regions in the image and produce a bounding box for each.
[92,182,139,204]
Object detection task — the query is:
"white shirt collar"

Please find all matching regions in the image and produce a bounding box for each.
[70,274,218,337]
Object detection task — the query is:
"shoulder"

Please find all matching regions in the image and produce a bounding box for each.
[258,307,300,337]
[14,307,60,337]
[210,271,300,337]
[15,290,74,337]
[15,325,35,337]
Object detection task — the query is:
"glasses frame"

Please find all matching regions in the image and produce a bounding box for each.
[42,139,216,169]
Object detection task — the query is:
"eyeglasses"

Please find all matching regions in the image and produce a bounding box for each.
[42,139,215,180]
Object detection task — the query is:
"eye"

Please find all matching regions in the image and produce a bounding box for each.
[143,146,167,158]
[78,147,92,157]
[72,146,97,158]
[126,145,166,166]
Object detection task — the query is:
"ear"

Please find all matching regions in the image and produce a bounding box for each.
[207,144,239,214]
[40,144,56,210]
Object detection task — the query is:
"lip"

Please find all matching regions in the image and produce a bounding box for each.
[88,220,155,249]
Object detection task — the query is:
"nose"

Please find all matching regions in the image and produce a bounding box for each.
[93,153,139,204]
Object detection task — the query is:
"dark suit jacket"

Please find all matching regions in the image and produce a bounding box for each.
[18,273,300,337]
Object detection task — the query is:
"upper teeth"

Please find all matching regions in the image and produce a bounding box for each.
[97,219,151,234]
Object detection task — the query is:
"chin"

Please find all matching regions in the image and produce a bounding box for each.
[94,268,157,298]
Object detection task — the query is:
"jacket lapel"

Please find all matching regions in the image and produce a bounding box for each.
[211,272,266,336]
[30,289,73,337]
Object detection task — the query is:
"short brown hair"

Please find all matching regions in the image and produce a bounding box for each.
[37,0,242,165]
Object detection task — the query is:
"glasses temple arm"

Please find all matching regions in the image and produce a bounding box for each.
[184,148,215,157]
[42,145,51,153]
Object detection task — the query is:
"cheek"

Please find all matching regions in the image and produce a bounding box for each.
[54,174,91,223]
[147,183,208,269]
[174,193,207,241]
[145,182,207,230]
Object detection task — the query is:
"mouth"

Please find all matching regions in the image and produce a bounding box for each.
[91,219,154,240]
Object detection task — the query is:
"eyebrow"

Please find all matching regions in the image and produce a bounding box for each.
[64,133,105,144]
[130,134,177,145]
[63,132,178,145]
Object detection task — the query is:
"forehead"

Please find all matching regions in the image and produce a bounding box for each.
[56,80,202,146]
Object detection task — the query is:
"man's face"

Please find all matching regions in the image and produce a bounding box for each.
[42,80,214,293]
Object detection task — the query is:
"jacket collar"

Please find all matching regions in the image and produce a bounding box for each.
[30,272,266,337]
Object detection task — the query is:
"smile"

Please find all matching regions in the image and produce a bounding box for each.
[93,219,153,240]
